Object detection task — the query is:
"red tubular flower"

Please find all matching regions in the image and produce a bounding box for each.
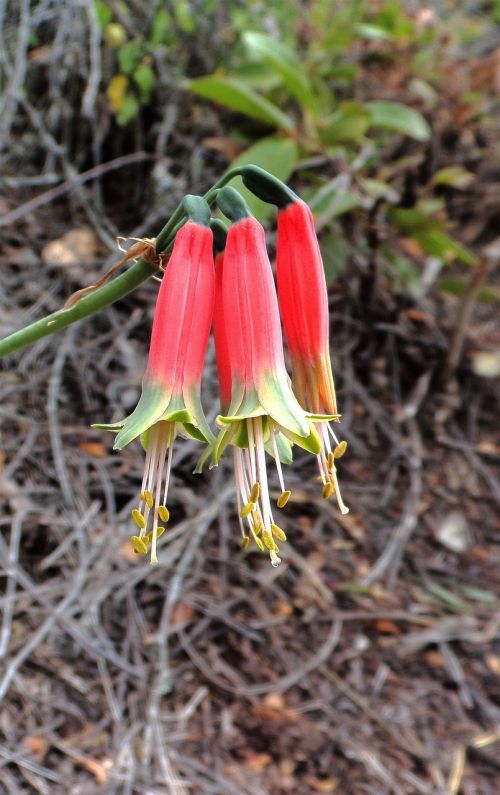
[95,202,215,562]
[276,198,348,514]
[212,188,332,565]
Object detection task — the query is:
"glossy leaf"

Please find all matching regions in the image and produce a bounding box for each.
[151,8,171,45]
[366,100,430,141]
[118,40,144,74]
[133,63,155,102]
[243,31,316,112]
[189,76,295,131]
[319,102,371,145]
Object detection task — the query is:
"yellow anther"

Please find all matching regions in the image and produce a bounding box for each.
[251,510,263,534]
[143,490,154,509]
[252,533,265,552]
[158,505,170,522]
[334,441,347,459]
[249,482,260,503]
[277,490,291,508]
[327,451,335,469]
[144,526,166,545]
[130,535,148,555]
[241,535,250,550]
[262,530,278,552]
[131,509,146,529]
[240,502,254,519]
[322,481,335,499]
[271,523,287,542]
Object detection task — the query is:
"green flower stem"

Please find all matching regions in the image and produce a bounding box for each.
[0,165,246,359]
[156,167,241,250]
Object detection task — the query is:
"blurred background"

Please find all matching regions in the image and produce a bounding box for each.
[0,1,499,793]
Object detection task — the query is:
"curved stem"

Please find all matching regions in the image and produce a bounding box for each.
[0,258,157,358]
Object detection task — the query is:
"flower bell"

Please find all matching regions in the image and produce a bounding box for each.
[94,196,215,563]
[213,188,333,565]
[276,198,348,514]
[239,167,348,515]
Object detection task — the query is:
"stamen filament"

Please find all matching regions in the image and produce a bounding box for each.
[254,417,272,530]
[270,427,289,502]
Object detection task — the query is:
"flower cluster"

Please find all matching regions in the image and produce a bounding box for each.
[96,172,348,566]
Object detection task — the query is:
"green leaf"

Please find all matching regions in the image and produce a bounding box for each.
[390,208,476,266]
[226,136,299,220]
[173,0,196,33]
[433,165,475,190]
[307,179,361,229]
[133,63,155,102]
[438,278,500,303]
[95,0,113,29]
[116,94,139,126]
[118,40,144,74]
[232,62,282,92]
[389,208,432,233]
[319,101,371,145]
[416,229,476,266]
[354,23,393,41]
[366,100,430,141]
[243,31,316,112]
[151,8,171,45]
[189,76,295,131]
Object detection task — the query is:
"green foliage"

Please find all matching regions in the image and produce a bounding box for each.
[189,76,295,131]
[91,0,489,300]
[242,31,316,112]
[364,101,431,142]
[390,207,476,267]
[184,0,491,298]
[151,9,171,46]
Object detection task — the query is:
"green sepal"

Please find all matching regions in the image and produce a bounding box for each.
[233,422,249,448]
[159,408,195,425]
[307,413,341,422]
[282,423,321,455]
[212,422,239,466]
[194,444,212,474]
[183,386,215,444]
[91,421,125,432]
[182,194,211,226]
[216,186,251,222]
[257,370,310,439]
[216,388,264,425]
[114,378,171,449]
[240,165,298,208]
[182,423,208,443]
